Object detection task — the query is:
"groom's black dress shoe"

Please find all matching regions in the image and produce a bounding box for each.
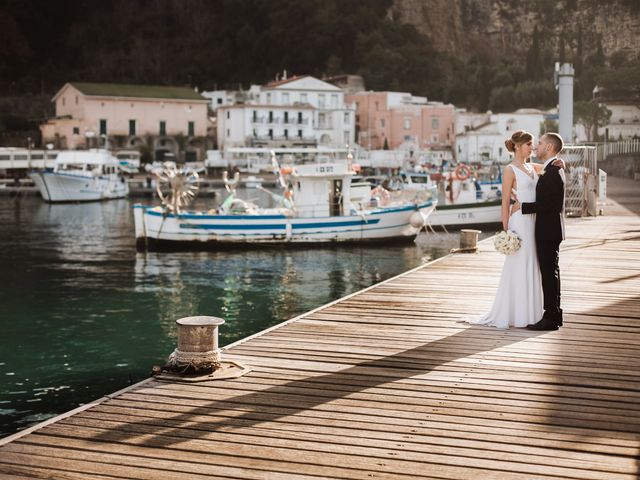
[526,317,560,331]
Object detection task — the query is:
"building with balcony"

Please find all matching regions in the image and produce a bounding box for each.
[40,82,209,161]
[346,91,455,157]
[211,75,356,150]
[455,109,547,164]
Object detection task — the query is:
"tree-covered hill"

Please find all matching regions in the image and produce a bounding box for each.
[1,0,638,128]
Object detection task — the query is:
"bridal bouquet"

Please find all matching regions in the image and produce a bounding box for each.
[494,230,522,255]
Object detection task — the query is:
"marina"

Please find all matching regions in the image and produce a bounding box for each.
[2,3,640,477]
[0,176,638,478]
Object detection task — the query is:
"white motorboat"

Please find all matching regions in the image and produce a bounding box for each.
[29,149,129,202]
[134,155,436,250]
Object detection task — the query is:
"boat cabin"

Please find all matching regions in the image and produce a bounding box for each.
[291,162,355,217]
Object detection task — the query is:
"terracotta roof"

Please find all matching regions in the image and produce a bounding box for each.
[64,82,207,101]
[263,75,308,88]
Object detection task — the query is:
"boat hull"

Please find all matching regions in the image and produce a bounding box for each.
[134,201,435,250]
[29,171,129,202]
[429,200,502,228]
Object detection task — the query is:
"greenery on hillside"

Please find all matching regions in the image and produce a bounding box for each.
[1,0,638,145]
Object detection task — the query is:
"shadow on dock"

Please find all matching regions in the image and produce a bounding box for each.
[94,326,543,446]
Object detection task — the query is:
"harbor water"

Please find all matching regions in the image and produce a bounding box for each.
[0,193,494,438]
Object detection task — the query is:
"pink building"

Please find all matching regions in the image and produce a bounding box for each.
[41,82,209,160]
[346,91,455,154]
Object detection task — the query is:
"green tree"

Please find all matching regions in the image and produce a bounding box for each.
[574,101,611,141]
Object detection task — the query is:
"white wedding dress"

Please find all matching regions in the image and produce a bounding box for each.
[464,164,543,328]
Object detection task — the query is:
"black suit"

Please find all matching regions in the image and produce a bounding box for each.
[521,161,565,322]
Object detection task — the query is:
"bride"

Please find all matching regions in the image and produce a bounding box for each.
[463,130,560,329]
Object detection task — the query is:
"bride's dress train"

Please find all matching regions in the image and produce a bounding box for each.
[463,164,543,329]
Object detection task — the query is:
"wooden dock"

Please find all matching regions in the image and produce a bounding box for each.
[1,177,639,479]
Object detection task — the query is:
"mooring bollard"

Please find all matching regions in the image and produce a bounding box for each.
[458,229,482,253]
[154,315,251,382]
[169,316,225,372]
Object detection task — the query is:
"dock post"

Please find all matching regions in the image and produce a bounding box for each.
[458,229,481,252]
[155,315,251,382]
[170,316,225,373]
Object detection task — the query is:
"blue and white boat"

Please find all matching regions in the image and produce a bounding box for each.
[399,168,503,229]
[29,149,128,202]
[134,158,436,250]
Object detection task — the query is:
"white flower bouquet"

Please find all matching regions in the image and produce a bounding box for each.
[493,230,522,255]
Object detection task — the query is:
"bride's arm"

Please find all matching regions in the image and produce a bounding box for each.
[501,166,515,231]
[531,162,543,174]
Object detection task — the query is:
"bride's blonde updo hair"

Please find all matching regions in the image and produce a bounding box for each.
[505,130,533,153]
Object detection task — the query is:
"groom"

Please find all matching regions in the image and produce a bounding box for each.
[513,132,566,331]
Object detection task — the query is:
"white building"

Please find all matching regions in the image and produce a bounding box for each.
[210,75,356,150]
[599,102,640,140]
[456,109,547,164]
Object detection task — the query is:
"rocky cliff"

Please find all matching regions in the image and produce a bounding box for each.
[391,0,640,62]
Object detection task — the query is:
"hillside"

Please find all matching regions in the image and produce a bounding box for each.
[1,0,638,145]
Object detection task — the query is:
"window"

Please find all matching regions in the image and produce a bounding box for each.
[298,112,303,123]
[344,132,349,144]
[282,93,289,103]
[318,94,325,108]
[319,113,326,127]
[266,93,271,104]
[331,94,338,107]
[217,98,223,104]
[269,111,273,123]
[380,119,385,128]
[159,121,166,136]
[431,134,439,143]
[284,129,288,139]
[99,119,107,135]
[432,117,439,129]
[344,112,349,123]
[73,127,80,135]
[226,111,230,119]
[226,129,230,137]
[298,130,303,138]
[300,93,307,103]
[403,118,411,130]
[284,111,289,123]
[188,121,194,136]
[129,120,136,136]
[268,129,273,139]
[253,110,257,122]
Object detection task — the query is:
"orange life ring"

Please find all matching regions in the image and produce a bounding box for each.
[454,164,471,181]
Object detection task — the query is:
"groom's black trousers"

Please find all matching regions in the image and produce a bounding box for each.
[537,240,561,318]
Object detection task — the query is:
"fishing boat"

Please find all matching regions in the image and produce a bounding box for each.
[29,149,128,202]
[399,164,503,229]
[133,154,436,250]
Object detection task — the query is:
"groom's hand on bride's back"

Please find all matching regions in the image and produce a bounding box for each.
[511,201,521,215]
[553,158,566,170]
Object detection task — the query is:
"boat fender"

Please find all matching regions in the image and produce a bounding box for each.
[454,164,471,181]
[409,211,426,228]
